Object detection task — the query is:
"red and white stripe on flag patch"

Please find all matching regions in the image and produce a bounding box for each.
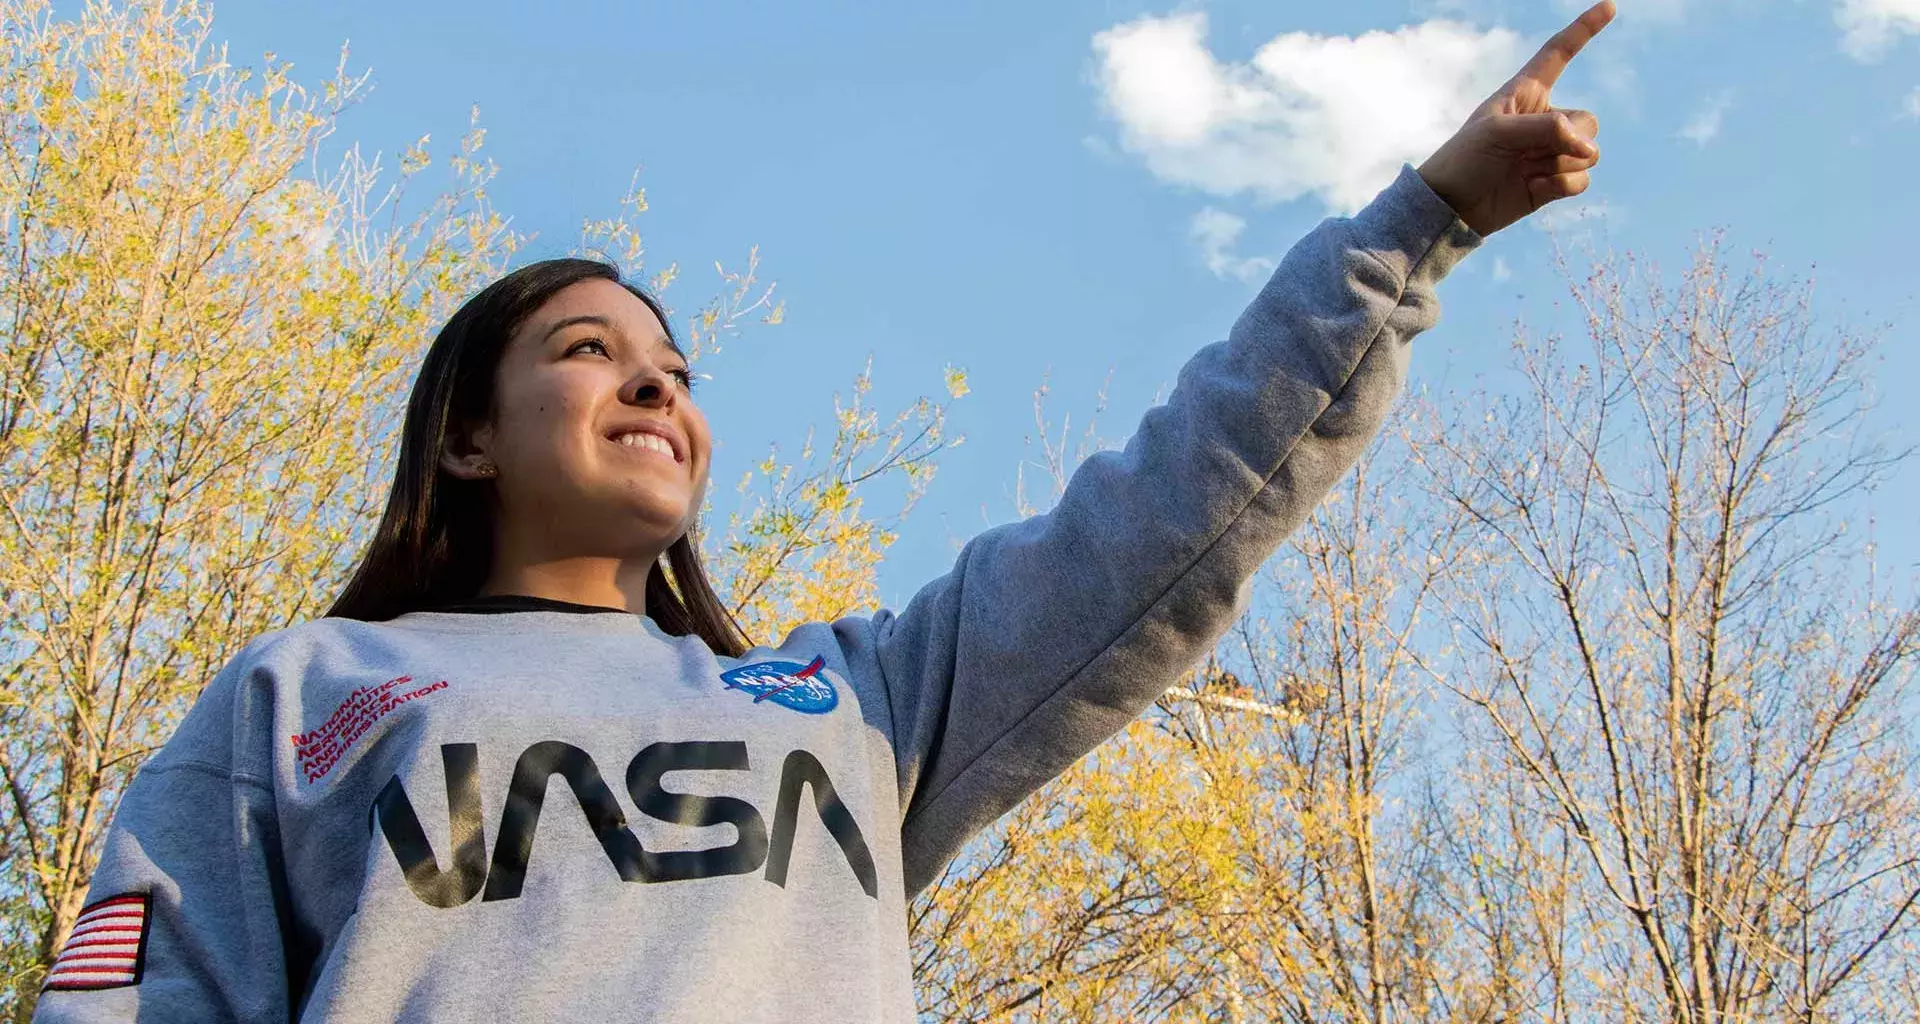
[43,892,150,991]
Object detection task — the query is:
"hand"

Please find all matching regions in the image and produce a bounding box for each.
[1416,1,1615,237]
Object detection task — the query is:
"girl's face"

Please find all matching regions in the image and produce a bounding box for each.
[456,278,711,561]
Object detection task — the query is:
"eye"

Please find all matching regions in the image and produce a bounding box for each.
[567,338,611,359]
[669,366,697,392]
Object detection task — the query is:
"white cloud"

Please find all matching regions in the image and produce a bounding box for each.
[1904,86,1920,118]
[1491,255,1512,281]
[1531,198,1624,235]
[1591,48,1640,107]
[1837,0,1920,61]
[1679,89,1735,146]
[1190,207,1276,281]
[1092,13,1526,214]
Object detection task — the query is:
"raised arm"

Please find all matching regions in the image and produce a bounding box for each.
[843,163,1473,894]
[838,2,1615,895]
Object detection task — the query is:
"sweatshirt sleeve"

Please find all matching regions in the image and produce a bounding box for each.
[33,658,292,1023]
[835,164,1482,896]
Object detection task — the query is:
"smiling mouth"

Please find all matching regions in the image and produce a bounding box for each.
[608,431,681,463]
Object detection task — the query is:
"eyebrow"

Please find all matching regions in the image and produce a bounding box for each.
[539,314,686,361]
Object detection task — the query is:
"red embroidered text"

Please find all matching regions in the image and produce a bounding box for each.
[292,675,449,783]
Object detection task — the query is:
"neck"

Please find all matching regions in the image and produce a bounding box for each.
[479,553,658,613]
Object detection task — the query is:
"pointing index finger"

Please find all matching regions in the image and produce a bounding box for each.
[1517,1,1616,88]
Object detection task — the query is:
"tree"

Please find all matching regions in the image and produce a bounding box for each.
[713,355,963,645]
[0,0,512,1005]
[1190,430,1472,1024]
[1418,234,1919,1022]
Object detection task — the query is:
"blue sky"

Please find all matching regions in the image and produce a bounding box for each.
[211,0,1919,608]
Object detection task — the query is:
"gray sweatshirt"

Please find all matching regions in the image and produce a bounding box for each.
[33,164,1479,1024]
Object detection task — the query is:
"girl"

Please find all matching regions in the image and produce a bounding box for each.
[35,5,1612,1020]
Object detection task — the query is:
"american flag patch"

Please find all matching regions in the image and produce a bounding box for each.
[43,892,150,991]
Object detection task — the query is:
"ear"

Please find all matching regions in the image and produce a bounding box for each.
[439,420,497,481]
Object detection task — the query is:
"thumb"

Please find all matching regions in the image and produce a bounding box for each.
[1487,111,1597,158]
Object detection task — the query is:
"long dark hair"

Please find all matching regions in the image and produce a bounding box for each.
[327,257,750,656]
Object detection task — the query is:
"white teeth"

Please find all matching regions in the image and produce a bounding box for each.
[614,432,676,460]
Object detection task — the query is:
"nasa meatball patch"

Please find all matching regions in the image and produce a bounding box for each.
[719,654,840,714]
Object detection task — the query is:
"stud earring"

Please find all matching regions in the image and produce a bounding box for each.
[476,462,497,478]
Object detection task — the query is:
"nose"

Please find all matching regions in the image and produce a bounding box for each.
[622,364,676,409]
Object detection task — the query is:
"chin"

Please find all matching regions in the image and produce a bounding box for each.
[580,480,701,550]
[617,504,696,546]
